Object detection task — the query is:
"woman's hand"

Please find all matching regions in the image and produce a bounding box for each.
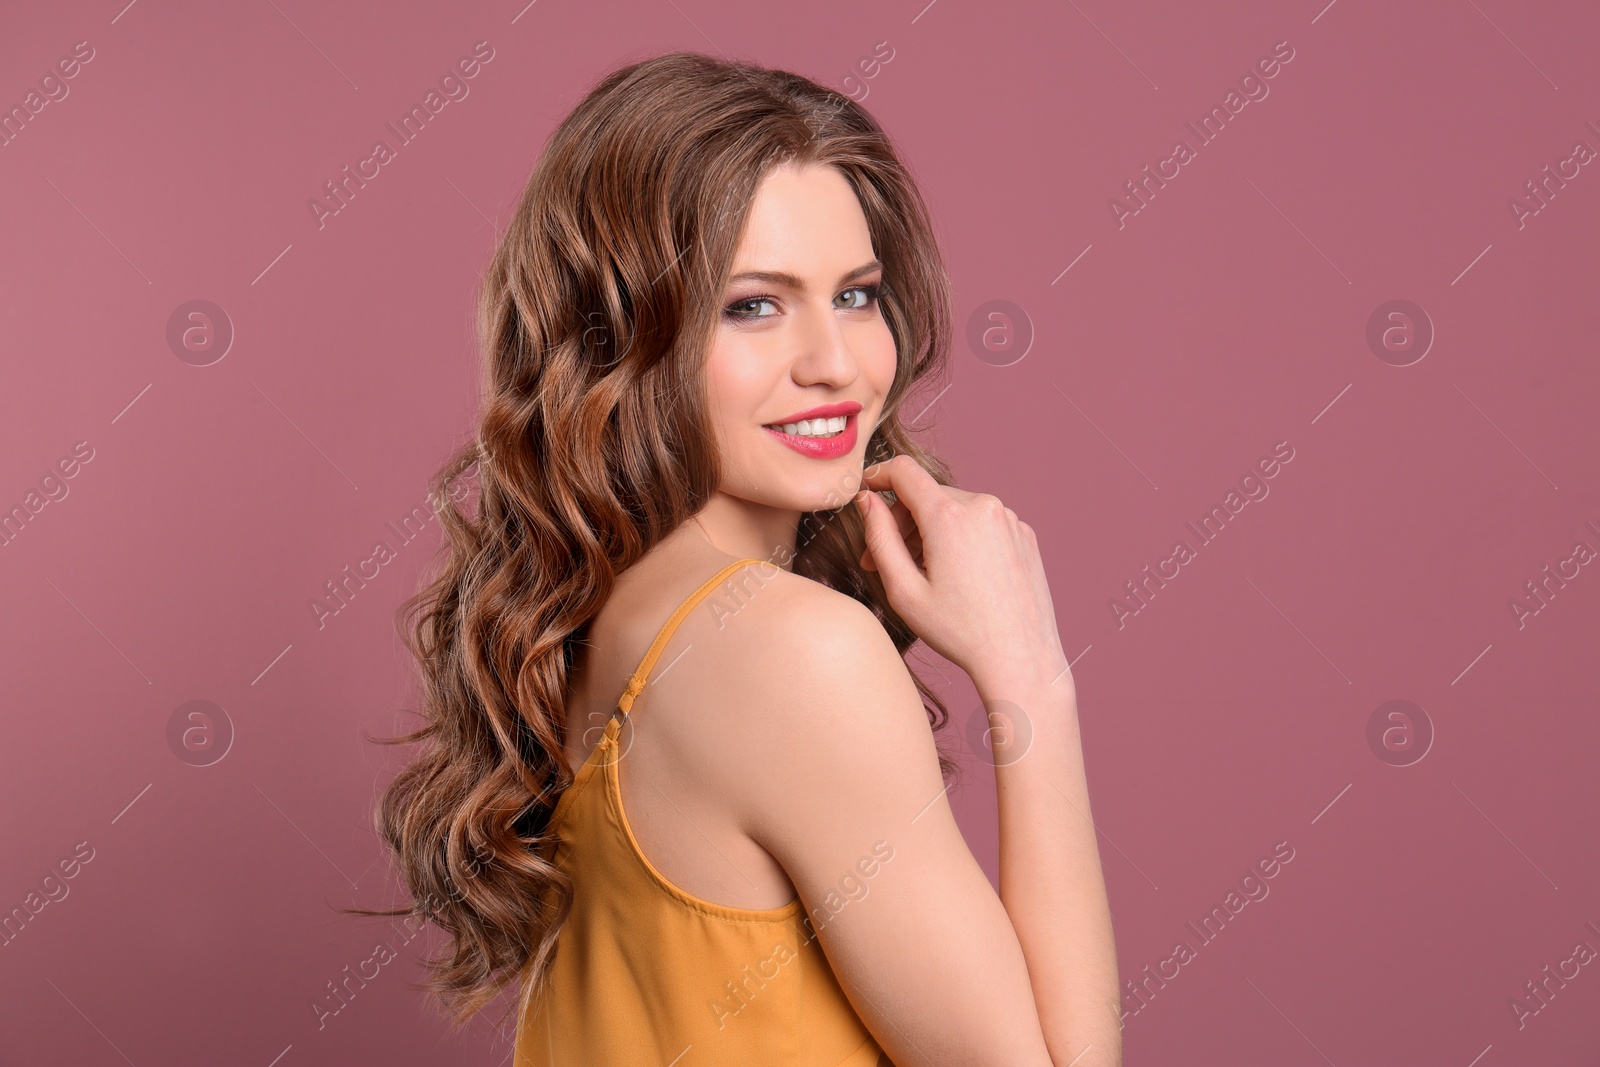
[854,454,1073,695]
[856,487,922,572]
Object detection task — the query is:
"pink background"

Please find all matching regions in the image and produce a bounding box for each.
[3,0,1597,1063]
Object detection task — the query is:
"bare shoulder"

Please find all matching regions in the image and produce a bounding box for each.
[691,565,945,842]
[709,564,923,733]
[712,565,911,697]
[672,561,1059,1066]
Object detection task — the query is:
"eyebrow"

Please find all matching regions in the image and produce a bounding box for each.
[726,259,882,290]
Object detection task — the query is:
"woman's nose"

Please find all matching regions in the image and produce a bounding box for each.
[791,302,860,387]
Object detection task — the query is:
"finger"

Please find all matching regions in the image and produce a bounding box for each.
[859,454,948,531]
[876,495,922,570]
[858,500,910,574]
[855,490,926,599]
[889,499,917,543]
[899,513,922,549]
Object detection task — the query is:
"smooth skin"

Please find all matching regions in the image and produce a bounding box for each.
[561,161,1121,1066]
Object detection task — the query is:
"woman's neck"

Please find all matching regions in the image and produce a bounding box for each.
[681,492,799,570]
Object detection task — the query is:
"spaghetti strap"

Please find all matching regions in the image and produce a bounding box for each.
[615,557,767,716]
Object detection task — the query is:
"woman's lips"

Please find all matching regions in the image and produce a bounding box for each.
[763,414,858,459]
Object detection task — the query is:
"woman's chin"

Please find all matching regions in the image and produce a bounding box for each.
[728,483,857,515]
[783,478,863,514]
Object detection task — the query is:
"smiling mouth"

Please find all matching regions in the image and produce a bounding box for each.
[761,415,851,439]
[761,413,859,459]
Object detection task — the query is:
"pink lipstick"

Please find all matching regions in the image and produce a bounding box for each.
[762,401,862,460]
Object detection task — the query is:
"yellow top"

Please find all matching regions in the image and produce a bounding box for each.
[513,557,891,1067]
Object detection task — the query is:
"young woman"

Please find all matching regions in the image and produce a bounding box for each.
[367,52,1120,1067]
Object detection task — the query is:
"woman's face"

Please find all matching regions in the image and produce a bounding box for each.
[703,161,897,515]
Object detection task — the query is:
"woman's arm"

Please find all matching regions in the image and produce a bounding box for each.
[854,453,1122,1065]
[702,583,1069,1066]
[687,573,1117,1064]
[977,664,1122,1067]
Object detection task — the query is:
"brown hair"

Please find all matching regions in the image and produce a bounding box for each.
[354,50,961,1032]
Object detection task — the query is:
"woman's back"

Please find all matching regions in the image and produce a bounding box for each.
[556,537,800,911]
[514,544,892,1065]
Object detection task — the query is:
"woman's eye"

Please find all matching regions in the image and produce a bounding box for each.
[723,296,778,320]
[836,284,882,310]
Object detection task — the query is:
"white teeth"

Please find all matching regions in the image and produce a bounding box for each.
[775,416,847,438]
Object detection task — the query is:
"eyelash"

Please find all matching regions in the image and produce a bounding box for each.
[721,283,884,322]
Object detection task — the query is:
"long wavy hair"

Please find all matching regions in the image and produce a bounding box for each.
[355,50,962,1032]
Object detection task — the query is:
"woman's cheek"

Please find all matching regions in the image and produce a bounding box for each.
[867,328,898,392]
